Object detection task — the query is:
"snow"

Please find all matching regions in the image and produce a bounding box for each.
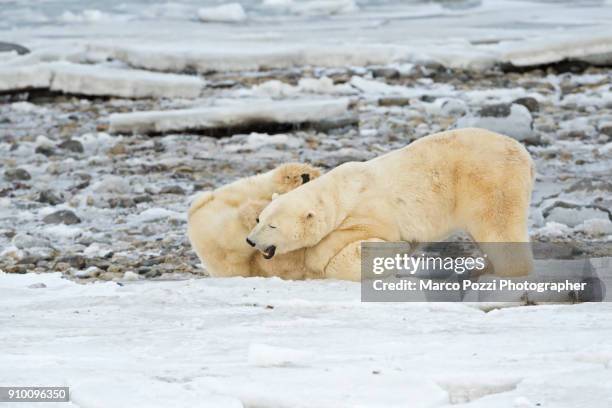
[575,219,612,237]
[546,206,610,228]
[60,9,111,24]
[455,104,534,142]
[2,272,612,407]
[130,207,184,223]
[248,343,314,367]
[73,266,101,279]
[533,222,572,238]
[250,77,356,97]
[224,132,302,152]
[277,0,359,16]
[197,3,247,23]
[109,98,351,134]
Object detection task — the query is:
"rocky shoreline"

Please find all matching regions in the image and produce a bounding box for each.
[1,61,611,282]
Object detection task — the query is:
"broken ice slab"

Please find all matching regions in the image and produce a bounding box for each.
[0,62,206,99]
[108,98,354,136]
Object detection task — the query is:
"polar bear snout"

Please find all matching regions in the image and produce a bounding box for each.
[246,232,277,259]
[262,245,276,259]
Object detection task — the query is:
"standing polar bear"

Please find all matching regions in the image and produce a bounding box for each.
[188,163,321,278]
[247,128,535,280]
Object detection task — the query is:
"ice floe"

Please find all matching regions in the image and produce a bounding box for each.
[109,98,352,134]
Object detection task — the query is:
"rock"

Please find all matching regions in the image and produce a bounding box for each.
[378,97,411,107]
[74,266,102,279]
[160,185,186,195]
[57,255,86,269]
[371,67,400,79]
[98,271,118,281]
[598,123,612,137]
[108,197,136,208]
[123,271,141,281]
[107,264,125,274]
[58,139,84,153]
[108,143,127,155]
[18,247,55,264]
[512,97,539,113]
[134,195,153,204]
[54,262,71,272]
[5,265,27,274]
[479,103,511,117]
[4,168,31,181]
[37,190,64,205]
[0,42,30,55]
[455,103,537,143]
[12,233,51,249]
[144,268,163,279]
[43,210,81,225]
[35,145,55,156]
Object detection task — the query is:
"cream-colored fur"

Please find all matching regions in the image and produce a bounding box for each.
[187,163,321,278]
[247,128,535,280]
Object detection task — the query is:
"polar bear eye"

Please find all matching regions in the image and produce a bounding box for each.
[256,217,259,223]
[269,225,277,229]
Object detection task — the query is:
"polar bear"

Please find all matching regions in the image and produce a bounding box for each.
[246,128,535,280]
[188,163,321,278]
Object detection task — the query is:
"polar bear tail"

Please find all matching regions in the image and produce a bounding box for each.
[188,191,214,218]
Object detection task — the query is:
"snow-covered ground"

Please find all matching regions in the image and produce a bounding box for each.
[2,271,612,408]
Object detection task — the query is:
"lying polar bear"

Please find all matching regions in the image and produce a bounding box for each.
[188,163,321,278]
[247,128,535,280]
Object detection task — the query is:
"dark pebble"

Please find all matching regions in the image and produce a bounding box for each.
[134,195,153,204]
[160,185,186,195]
[6,265,27,274]
[5,168,31,181]
[513,97,539,113]
[0,42,30,55]
[38,190,64,205]
[479,103,511,118]
[378,97,411,107]
[58,255,86,269]
[58,139,84,153]
[35,145,55,156]
[599,125,612,137]
[42,210,81,225]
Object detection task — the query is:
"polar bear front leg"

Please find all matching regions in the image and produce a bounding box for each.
[324,239,386,281]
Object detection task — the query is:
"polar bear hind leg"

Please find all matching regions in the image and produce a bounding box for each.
[324,239,386,281]
[466,201,533,277]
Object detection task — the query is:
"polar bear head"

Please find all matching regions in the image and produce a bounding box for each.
[245,182,333,259]
[273,163,321,194]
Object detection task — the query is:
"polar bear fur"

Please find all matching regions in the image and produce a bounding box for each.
[188,163,321,278]
[247,128,535,280]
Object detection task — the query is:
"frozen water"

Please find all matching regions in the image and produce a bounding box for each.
[197,3,247,23]
[2,1,612,71]
[1,272,612,407]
